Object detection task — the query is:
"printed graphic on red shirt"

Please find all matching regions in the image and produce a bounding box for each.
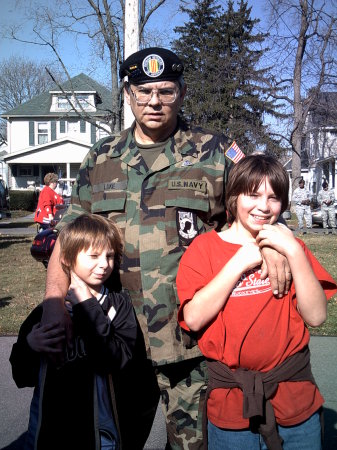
[232,269,271,297]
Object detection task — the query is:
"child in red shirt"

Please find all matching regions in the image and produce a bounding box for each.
[177,154,337,450]
[34,172,64,230]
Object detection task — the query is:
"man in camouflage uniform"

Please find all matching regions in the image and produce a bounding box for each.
[317,181,337,235]
[41,48,290,449]
[292,178,312,234]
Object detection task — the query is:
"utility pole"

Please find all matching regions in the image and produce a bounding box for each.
[124,0,139,128]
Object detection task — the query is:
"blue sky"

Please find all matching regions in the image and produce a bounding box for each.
[0,0,267,81]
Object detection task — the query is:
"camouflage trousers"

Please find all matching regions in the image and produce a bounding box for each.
[156,356,208,450]
[295,205,312,229]
[321,206,336,229]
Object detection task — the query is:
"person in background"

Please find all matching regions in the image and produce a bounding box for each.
[40,48,292,449]
[10,214,138,450]
[317,181,337,235]
[34,173,64,230]
[177,154,337,450]
[292,177,312,234]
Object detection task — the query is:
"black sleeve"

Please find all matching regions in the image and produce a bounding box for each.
[72,290,138,371]
[9,306,43,388]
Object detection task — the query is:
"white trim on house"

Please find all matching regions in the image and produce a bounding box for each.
[3,137,91,163]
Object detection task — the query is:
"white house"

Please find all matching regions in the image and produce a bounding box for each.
[304,92,337,200]
[284,92,337,203]
[1,73,113,191]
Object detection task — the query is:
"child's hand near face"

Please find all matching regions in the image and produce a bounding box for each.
[65,271,93,305]
[27,322,65,353]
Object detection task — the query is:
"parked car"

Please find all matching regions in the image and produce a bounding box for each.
[0,178,11,220]
[311,202,337,226]
[30,203,68,268]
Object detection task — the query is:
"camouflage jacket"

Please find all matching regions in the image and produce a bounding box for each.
[317,188,335,207]
[58,119,232,365]
[292,187,312,206]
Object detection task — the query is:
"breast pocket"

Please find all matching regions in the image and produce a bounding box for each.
[91,190,127,231]
[165,190,210,246]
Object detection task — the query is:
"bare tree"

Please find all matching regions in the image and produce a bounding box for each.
[4,0,169,132]
[0,56,64,143]
[0,56,63,112]
[266,0,336,190]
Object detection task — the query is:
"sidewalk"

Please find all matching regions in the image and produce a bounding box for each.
[0,335,336,449]
[0,213,36,236]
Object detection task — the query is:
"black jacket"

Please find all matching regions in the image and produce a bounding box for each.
[10,289,138,450]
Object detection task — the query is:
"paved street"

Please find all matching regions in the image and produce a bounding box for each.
[0,335,336,449]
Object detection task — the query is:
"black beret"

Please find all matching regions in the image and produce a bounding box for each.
[119,47,184,84]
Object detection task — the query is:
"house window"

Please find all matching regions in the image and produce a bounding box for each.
[57,96,70,110]
[19,166,33,176]
[38,122,48,144]
[76,94,90,109]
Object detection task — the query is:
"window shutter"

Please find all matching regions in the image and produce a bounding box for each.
[80,120,86,133]
[51,121,56,141]
[91,123,96,144]
[29,121,35,146]
[60,120,66,133]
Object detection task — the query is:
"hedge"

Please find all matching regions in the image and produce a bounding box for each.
[9,190,39,211]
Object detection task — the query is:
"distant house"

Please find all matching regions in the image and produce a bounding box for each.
[304,92,337,199]
[1,73,113,190]
[285,92,337,203]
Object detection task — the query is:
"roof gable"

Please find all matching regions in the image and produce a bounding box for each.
[1,73,112,118]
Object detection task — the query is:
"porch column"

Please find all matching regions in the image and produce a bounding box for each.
[66,163,70,179]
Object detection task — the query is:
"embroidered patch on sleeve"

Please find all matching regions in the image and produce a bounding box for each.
[177,210,198,246]
[225,141,245,163]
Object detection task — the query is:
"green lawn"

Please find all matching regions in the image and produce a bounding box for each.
[0,227,336,335]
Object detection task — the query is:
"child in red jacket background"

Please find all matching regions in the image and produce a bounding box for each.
[34,172,64,230]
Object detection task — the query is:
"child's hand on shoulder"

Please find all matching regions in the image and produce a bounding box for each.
[256,223,299,257]
[27,322,65,354]
[66,271,92,305]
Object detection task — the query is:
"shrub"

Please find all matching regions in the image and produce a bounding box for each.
[9,190,38,211]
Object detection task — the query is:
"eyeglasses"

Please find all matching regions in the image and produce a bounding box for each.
[129,87,178,105]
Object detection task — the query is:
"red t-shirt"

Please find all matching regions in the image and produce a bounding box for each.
[177,230,337,429]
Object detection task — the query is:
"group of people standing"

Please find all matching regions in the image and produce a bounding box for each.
[292,178,336,235]
[10,47,337,450]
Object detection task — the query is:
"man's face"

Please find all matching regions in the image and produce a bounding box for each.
[299,182,304,189]
[124,80,186,140]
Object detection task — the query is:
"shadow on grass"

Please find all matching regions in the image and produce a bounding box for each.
[0,297,13,307]
[0,236,32,250]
